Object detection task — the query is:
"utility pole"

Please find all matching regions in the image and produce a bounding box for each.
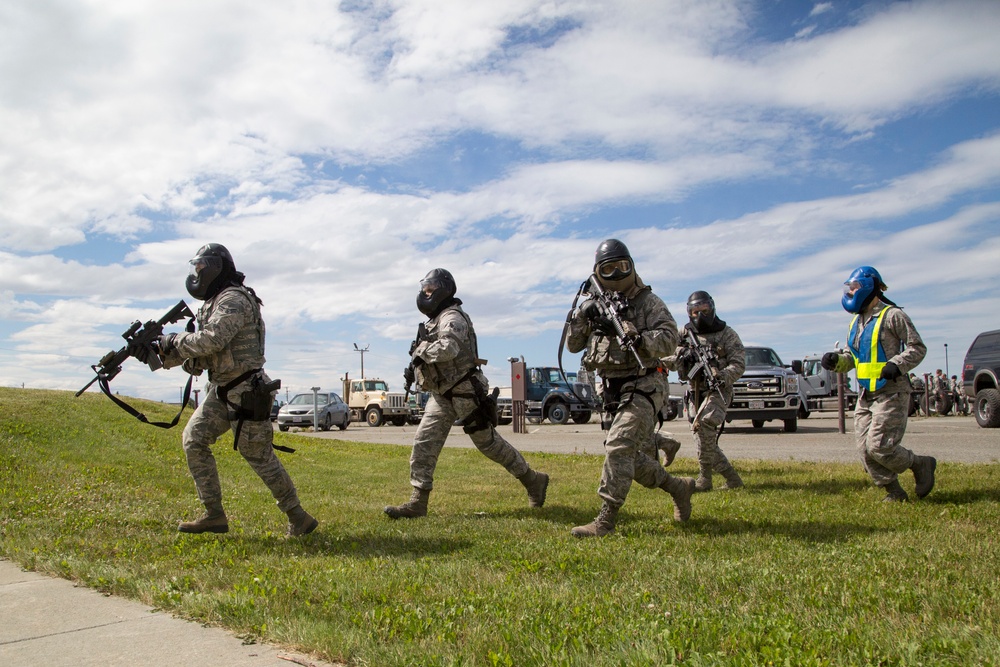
[354,343,369,378]
[944,343,949,378]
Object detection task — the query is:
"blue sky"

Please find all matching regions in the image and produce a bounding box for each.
[2,0,999,403]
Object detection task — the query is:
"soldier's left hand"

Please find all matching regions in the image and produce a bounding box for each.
[879,362,902,381]
[621,321,638,338]
[157,333,178,355]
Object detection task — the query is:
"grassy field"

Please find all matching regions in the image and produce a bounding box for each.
[2,387,999,666]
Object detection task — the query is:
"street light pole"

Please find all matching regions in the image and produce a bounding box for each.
[944,343,949,378]
[354,343,369,379]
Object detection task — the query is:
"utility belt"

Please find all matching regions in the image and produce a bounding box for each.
[218,369,294,453]
[443,368,499,435]
[599,367,661,431]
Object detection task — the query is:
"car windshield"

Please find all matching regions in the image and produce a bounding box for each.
[288,393,329,406]
[363,381,388,391]
[746,348,783,367]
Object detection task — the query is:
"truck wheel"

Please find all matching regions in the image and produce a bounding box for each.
[783,417,798,433]
[798,403,810,419]
[390,416,407,426]
[751,420,764,429]
[366,407,384,427]
[497,417,512,426]
[571,410,592,424]
[547,402,570,425]
[278,424,289,432]
[974,388,1000,428]
[934,392,953,416]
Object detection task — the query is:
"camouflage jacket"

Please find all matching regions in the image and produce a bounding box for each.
[666,324,745,395]
[567,285,678,379]
[413,304,481,395]
[162,285,265,385]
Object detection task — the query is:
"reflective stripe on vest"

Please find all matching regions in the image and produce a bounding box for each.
[848,307,891,392]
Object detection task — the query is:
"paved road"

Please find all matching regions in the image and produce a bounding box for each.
[284,412,999,464]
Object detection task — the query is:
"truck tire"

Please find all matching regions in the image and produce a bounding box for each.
[974,388,1000,428]
[547,402,570,425]
[497,416,512,426]
[934,391,953,416]
[366,406,384,427]
[798,403,810,419]
[783,417,798,433]
[571,410,592,424]
[390,416,407,426]
[751,420,764,429]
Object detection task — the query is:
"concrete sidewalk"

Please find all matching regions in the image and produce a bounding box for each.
[0,559,339,667]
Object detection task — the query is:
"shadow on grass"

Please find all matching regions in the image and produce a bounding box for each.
[746,477,871,494]
[238,532,474,559]
[923,487,1000,504]
[679,516,887,542]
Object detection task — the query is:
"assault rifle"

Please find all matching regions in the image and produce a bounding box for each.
[402,322,429,404]
[76,300,194,397]
[584,274,645,369]
[683,327,723,394]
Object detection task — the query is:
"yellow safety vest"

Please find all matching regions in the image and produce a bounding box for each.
[848,307,891,392]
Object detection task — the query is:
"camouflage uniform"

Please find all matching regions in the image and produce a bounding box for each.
[408,303,531,490]
[163,286,300,514]
[567,282,680,508]
[828,300,927,488]
[667,324,746,487]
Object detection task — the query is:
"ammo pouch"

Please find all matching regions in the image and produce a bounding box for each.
[447,371,498,435]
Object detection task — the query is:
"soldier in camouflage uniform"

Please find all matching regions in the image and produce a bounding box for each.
[384,269,549,519]
[156,244,317,536]
[566,239,695,538]
[668,291,745,492]
[821,266,936,502]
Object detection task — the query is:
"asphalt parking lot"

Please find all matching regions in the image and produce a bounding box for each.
[280,412,998,464]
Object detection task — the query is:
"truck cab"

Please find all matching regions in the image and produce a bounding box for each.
[525,367,597,425]
[726,346,801,432]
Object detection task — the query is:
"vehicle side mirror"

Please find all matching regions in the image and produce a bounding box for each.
[791,360,803,374]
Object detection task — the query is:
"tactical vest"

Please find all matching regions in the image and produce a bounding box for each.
[848,306,891,393]
[199,286,266,383]
[415,305,479,394]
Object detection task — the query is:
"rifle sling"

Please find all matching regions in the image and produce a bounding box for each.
[98,374,193,430]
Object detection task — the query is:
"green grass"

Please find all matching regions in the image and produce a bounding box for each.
[2,387,1000,666]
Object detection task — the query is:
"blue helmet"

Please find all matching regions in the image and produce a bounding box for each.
[841,266,887,313]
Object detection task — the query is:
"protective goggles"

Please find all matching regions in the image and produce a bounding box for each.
[688,302,712,316]
[843,280,863,295]
[597,258,632,279]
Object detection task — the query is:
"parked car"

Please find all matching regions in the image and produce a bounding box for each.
[962,329,1000,428]
[277,392,350,432]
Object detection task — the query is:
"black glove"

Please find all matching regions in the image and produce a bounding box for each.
[879,361,902,381]
[821,352,840,371]
[157,333,178,355]
[579,299,604,321]
[676,345,697,367]
[127,340,154,364]
[403,365,415,388]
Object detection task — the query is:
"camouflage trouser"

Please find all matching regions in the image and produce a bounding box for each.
[855,390,915,486]
[688,390,736,476]
[599,379,670,508]
[409,382,530,490]
[182,381,300,513]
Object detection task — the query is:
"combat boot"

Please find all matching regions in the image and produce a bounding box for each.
[571,502,619,538]
[286,505,318,537]
[518,469,549,508]
[178,504,228,534]
[654,433,681,468]
[881,479,909,502]
[911,455,937,499]
[694,474,712,493]
[721,468,744,490]
[384,488,430,519]
[660,475,695,522]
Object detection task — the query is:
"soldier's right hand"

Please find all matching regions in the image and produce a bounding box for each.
[578,299,604,321]
[675,345,697,367]
[821,352,840,371]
